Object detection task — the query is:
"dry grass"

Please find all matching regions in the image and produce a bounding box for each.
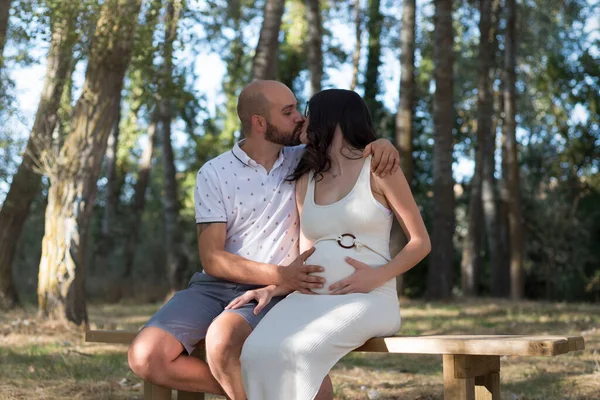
[1,299,598,399]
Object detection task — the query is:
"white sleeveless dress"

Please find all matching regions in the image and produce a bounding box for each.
[240,156,401,400]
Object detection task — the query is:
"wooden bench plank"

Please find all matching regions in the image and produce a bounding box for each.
[354,335,581,356]
[86,330,584,357]
[86,330,137,344]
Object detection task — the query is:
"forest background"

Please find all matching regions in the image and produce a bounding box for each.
[0,0,599,327]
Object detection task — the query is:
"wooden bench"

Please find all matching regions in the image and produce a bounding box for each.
[85,330,584,400]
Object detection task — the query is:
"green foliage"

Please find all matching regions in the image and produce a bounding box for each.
[278,0,308,94]
[3,0,599,302]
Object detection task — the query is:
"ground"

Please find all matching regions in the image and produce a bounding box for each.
[1,299,598,399]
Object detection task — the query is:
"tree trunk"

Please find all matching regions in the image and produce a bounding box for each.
[305,0,322,95]
[122,116,158,282]
[397,0,416,185]
[364,0,383,123]
[495,87,511,297]
[350,0,361,91]
[0,0,11,68]
[393,0,416,297]
[481,0,502,297]
[461,0,496,297]
[37,0,142,325]
[252,0,285,80]
[427,0,455,300]
[461,159,483,296]
[503,0,523,300]
[0,8,78,310]
[160,0,185,294]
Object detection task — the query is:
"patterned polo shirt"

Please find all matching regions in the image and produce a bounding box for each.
[194,141,305,267]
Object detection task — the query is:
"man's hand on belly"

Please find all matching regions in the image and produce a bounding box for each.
[278,248,326,294]
[328,257,387,294]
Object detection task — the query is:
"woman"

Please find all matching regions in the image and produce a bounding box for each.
[227,89,431,400]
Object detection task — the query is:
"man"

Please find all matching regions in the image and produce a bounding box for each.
[128,80,399,399]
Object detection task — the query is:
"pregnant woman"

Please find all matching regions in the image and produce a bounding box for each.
[227,89,431,400]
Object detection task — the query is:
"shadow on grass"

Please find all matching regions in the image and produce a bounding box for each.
[336,352,442,376]
[0,345,132,381]
[501,369,597,400]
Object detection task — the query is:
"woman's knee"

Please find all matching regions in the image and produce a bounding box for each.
[205,314,251,366]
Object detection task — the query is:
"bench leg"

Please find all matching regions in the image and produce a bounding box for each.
[177,391,205,400]
[475,372,500,400]
[443,355,475,400]
[144,381,172,400]
[443,355,501,400]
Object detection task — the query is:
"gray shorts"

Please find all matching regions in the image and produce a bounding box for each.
[144,272,284,354]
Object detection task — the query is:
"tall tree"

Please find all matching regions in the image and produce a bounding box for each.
[0,0,11,69]
[160,0,186,293]
[305,0,322,94]
[427,0,455,299]
[37,0,143,325]
[481,0,503,296]
[252,0,285,80]
[495,85,511,297]
[393,0,416,297]
[461,0,495,296]
[503,0,523,300]
[0,2,80,310]
[364,0,383,124]
[396,0,416,185]
[349,0,361,91]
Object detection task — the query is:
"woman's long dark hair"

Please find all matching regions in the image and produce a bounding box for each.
[287,89,378,182]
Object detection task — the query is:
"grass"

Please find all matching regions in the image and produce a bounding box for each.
[1,299,599,399]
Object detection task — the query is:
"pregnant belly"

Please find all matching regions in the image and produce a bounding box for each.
[305,241,388,295]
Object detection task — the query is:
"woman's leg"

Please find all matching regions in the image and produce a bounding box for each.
[241,292,400,400]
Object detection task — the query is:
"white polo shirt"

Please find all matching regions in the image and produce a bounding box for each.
[194,141,305,267]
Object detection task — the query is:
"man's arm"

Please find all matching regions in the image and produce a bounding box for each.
[363,138,400,176]
[197,223,324,289]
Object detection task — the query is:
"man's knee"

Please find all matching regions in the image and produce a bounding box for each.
[128,327,182,381]
[205,313,252,367]
[128,340,156,380]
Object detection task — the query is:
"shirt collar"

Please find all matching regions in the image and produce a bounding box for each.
[231,139,287,170]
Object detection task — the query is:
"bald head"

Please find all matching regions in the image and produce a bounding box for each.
[237,80,294,135]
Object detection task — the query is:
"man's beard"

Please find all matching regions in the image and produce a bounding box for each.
[265,121,303,146]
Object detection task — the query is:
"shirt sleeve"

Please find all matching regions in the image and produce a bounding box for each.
[194,163,227,224]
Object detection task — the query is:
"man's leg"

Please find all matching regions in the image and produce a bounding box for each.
[128,326,225,394]
[128,274,228,394]
[205,312,253,400]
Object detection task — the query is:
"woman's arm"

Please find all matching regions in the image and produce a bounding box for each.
[329,167,431,294]
[295,174,314,253]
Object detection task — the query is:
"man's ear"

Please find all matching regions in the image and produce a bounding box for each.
[252,115,266,132]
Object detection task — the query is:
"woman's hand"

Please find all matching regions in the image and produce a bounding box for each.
[328,257,386,294]
[225,286,275,315]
